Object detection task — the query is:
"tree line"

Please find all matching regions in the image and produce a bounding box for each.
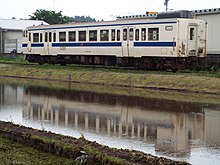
[29,9,96,24]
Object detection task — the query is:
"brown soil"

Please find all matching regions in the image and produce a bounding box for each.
[0,121,190,165]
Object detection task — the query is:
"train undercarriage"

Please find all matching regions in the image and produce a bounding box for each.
[25,54,206,71]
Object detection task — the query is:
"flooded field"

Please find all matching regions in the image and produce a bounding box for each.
[0,79,220,165]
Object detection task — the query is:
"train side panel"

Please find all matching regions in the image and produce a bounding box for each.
[23,19,180,58]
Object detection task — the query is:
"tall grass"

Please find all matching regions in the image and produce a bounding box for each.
[0,54,27,63]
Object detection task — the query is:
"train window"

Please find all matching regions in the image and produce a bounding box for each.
[148,28,159,41]
[117,30,120,41]
[79,31,86,41]
[33,33,39,42]
[123,29,127,41]
[69,31,76,42]
[29,33,31,42]
[40,33,43,42]
[129,28,134,41]
[135,29,139,41]
[100,30,109,41]
[59,32,66,42]
[45,32,48,42]
[111,29,115,41]
[89,30,97,41]
[53,33,56,42]
[49,32,52,42]
[141,28,146,41]
[165,26,173,31]
[190,28,195,40]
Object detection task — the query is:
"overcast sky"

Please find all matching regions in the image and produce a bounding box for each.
[1,0,220,21]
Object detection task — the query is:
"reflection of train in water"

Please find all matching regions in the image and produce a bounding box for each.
[22,86,208,156]
[22,11,207,71]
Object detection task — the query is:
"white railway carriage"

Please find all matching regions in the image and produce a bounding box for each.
[22,17,207,70]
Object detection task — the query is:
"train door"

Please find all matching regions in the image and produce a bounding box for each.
[44,31,52,55]
[188,25,198,55]
[122,27,133,56]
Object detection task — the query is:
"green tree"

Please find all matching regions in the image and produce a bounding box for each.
[29,9,73,24]
[73,16,96,22]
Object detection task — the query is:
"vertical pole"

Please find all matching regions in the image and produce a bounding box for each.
[0,29,2,54]
[164,0,170,11]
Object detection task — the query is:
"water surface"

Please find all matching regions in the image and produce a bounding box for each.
[0,81,220,165]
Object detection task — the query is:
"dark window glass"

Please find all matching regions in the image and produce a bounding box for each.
[40,33,43,42]
[49,32,52,42]
[123,29,127,41]
[117,30,120,41]
[190,28,195,40]
[100,30,109,41]
[33,33,39,42]
[53,33,56,42]
[141,28,146,41]
[129,28,134,41]
[59,32,66,42]
[111,29,115,41]
[135,29,139,41]
[69,31,76,41]
[45,32,48,42]
[89,30,97,41]
[79,31,86,41]
[148,28,159,41]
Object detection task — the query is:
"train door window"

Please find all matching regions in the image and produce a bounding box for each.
[117,30,120,41]
[111,29,115,41]
[53,32,56,42]
[123,29,127,41]
[49,32,52,42]
[141,28,146,41]
[45,32,48,42]
[190,28,195,40]
[40,33,43,42]
[69,31,76,42]
[89,30,97,41]
[100,30,109,41]
[79,31,86,41]
[59,32,66,42]
[129,28,134,41]
[33,33,39,42]
[135,29,139,41]
[148,28,159,41]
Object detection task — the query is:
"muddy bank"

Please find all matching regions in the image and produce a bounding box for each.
[0,63,220,95]
[0,121,190,165]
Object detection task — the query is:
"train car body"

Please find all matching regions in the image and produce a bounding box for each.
[22,17,207,70]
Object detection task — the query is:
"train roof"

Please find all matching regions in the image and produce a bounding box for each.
[26,17,199,31]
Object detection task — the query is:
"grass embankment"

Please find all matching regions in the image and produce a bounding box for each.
[0,121,190,165]
[0,63,220,95]
[1,77,220,106]
[0,136,75,165]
